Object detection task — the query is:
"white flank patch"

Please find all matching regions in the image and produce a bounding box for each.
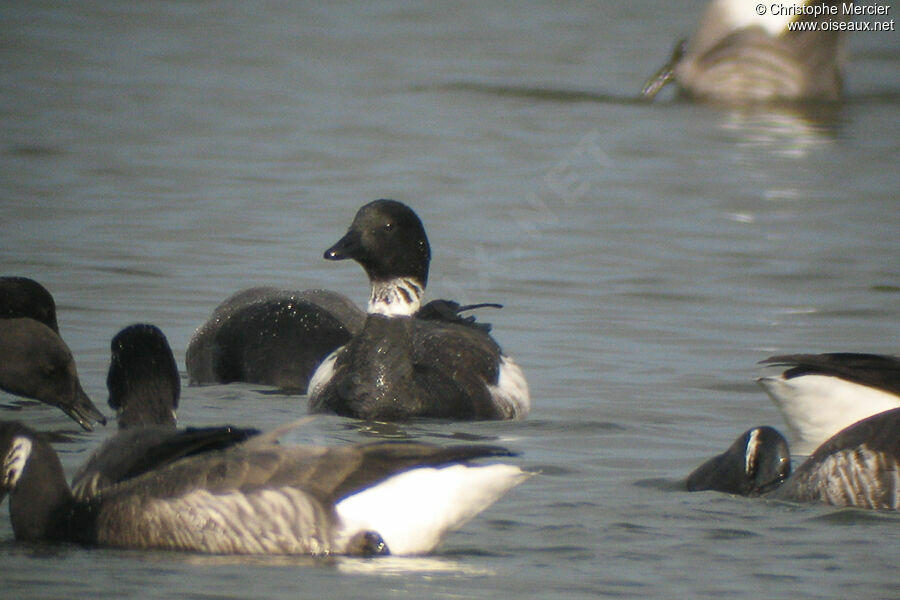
[758,375,900,455]
[713,0,809,36]
[334,463,531,556]
[368,277,423,317]
[487,355,531,420]
[3,436,33,488]
[307,348,341,399]
[745,428,762,475]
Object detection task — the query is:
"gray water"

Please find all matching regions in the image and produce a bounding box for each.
[2,1,899,598]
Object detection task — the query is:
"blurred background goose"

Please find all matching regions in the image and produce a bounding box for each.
[641,0,850,102]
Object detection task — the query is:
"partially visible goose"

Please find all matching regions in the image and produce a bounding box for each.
[0,420,531,555]
[641,0,850,102]
[107,323,181,429]
[686,426,791,495]
[757,353,900,455]
[686,407,900,510]
[187,287,365,392]
[73,323,258,499]
[0,276,59,333]
[0,317,106,431]
[308,200,530,421]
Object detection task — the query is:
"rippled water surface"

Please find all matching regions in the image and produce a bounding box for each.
[2,1,899,598]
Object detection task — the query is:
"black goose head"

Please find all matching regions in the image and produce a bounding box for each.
[686,426,791,496]
[0,276,59,333]
[107,324,180,430]
[325,200,431,288]
[0,318,106,431]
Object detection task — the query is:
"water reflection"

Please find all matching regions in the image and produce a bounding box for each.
[717,103,844,158]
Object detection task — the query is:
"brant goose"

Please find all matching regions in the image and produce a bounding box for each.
[0,420,530,555]
[641,0,849,102]
[73,323,258,499]
[187,287,365,392]
[107,324,180,430]
[0,276,59,333]
[686,426,791,495]
[0,318,106,431]
[307,200,530,421]
[686,408,900,509]
[758,353,900,455]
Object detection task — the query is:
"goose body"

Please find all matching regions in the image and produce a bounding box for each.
[0,421,530,556]
[687,408,900,510]
[758,353,900,455]
[187,287,365,392]
[307,200,529,421]
[641,0,849,102]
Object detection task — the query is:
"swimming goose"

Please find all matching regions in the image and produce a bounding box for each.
[73,323,259,499]
[0,420,530,555]
[641,0,849,102]
[686,407,900,509]
[0,318,106,431]
[757,353,900,455]
[0,276,59,333]
[108,324,180,430]
[308,200,530,421]
[686,426,791,495]
[187,287,365,392]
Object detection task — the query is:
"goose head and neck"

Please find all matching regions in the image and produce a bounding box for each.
[107,324,180,430]
[686,426,792,496]
[324,200,431,317]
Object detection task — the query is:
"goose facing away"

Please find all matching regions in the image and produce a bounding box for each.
[72,323,259,500]
[687,407,900,510]
[108,324,181,430]
[0,318,106,431]
[757,353,900,455]
[0,420,531,555]
[308,199,530,421]
[186,287,365,392]
[641,0,850,102]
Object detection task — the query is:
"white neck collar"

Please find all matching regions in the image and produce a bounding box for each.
[368,277,424,317]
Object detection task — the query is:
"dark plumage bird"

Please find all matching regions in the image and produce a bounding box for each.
[0,277,106,430]
[308,200,530,421]
[757,353,900,455]
[0,276,59,333]
[0,318,106,431]
[686,426,791,496]
[641,0,850,102]
[186,287,365,392]
[73,323,258,499]
[107,324,181,430]
[686,408,900,510]
[0,420,530,555]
